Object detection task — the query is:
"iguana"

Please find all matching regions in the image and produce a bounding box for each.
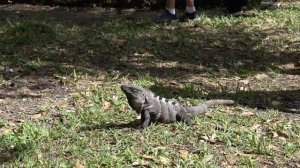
[121,84,234,129]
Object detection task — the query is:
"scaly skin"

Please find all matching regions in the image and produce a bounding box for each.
[121,84,234,129]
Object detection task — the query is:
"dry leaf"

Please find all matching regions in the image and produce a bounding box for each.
[239,151,256,158]
[112,36,126,49]
[204,112,213,117]
[267,144,279,151]
[141,155,155,161]
[254,73,269,80]
[294,61,300,68]
[241,150,256,157]
[250,124,261,131]
[75,162,84,168]
[241,111,255,117]
[17,87,41,98]
[199,133,217,144]
[169,80,179,85]
[102,101,111,110]
[276,131,289,138]
[264,118,279,125]
[31,111,48,120]
[119,104,127,112]
[132,161,150,166]
[272,131,288,140]
[178,149,189,160]
[160,156,171,165]
[203,154,214,162]
[271,101,280,106]
[0,127,12,135]
[31,113,42,120]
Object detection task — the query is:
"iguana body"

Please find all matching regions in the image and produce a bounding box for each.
[121,84,234,128]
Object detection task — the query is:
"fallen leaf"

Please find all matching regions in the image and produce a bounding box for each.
[239,151,256,158]
[203,154,214,162]
[119,104,127,112]
[0,127,12,135]
[271,101,281,106]
[294,61,300,68]
[272,131,289,140]
[112,36,126,49]
[267,144,279,151]
[250,124,261,131]
[169,80,179,85]
[199,133,217,144]
[141,155,155,161]
[17,87,42,98]
[75,162,84,168]
[204,112,213,117]
[30,111,48,120]
[31,113,42,120]
[241,111,255,117]
[160,156,171,165]
[276,131,289,138]
[242,150,257,157]
[102,101,111,110]
[254,73,269,80]
[264,118,279,125]
[178,149,189,160]
[132,161,150,166]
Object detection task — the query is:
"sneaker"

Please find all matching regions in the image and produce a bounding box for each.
[155,9,178,23]
[179,12,200,22]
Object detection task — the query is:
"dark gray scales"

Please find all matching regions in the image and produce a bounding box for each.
[121,84,234,129]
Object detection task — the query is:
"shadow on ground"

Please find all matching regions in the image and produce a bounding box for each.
[149,84,300,113]
[0,4,299,113]
[80,119,141,131]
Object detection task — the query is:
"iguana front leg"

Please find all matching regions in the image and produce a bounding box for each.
[141,108,151,129]
[140,105,159,129]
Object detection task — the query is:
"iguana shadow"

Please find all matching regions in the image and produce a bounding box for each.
[80,119,141,131]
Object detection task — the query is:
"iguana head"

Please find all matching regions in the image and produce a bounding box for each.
[121,84,146,113]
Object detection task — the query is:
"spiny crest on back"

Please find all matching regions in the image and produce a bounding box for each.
[121,84,235,129]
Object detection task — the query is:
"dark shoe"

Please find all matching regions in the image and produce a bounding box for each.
[155,9,177,23]
[179,12,200,22]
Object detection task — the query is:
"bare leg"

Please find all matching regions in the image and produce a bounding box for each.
[186,0,195,7]
[155,0,178,23]
[166,0,175,9]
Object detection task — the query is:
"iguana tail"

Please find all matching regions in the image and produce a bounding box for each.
[187,99,234,117]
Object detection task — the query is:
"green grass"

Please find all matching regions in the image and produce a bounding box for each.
[1,80,300,167]
[1,4,300,167]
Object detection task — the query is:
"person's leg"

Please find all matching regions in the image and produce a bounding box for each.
[180,0,199,22]
[185,0,196,13]
[166,0,175,9]
[166,0,176,15]
[186,0,194,7]
[155,0,177,23]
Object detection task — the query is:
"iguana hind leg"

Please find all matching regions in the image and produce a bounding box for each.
[176,112,194,126]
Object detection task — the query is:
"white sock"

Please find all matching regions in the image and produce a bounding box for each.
[186,6,196,13]
[166,8,176,15]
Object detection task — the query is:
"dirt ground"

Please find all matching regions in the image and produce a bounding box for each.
[0,4,299,123]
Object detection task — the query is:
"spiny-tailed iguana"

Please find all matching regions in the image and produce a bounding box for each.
[121,84,234,129]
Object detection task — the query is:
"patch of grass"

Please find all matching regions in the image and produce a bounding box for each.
[1,3,300,167]
[0,122,49,162]
[1,80,300,167]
